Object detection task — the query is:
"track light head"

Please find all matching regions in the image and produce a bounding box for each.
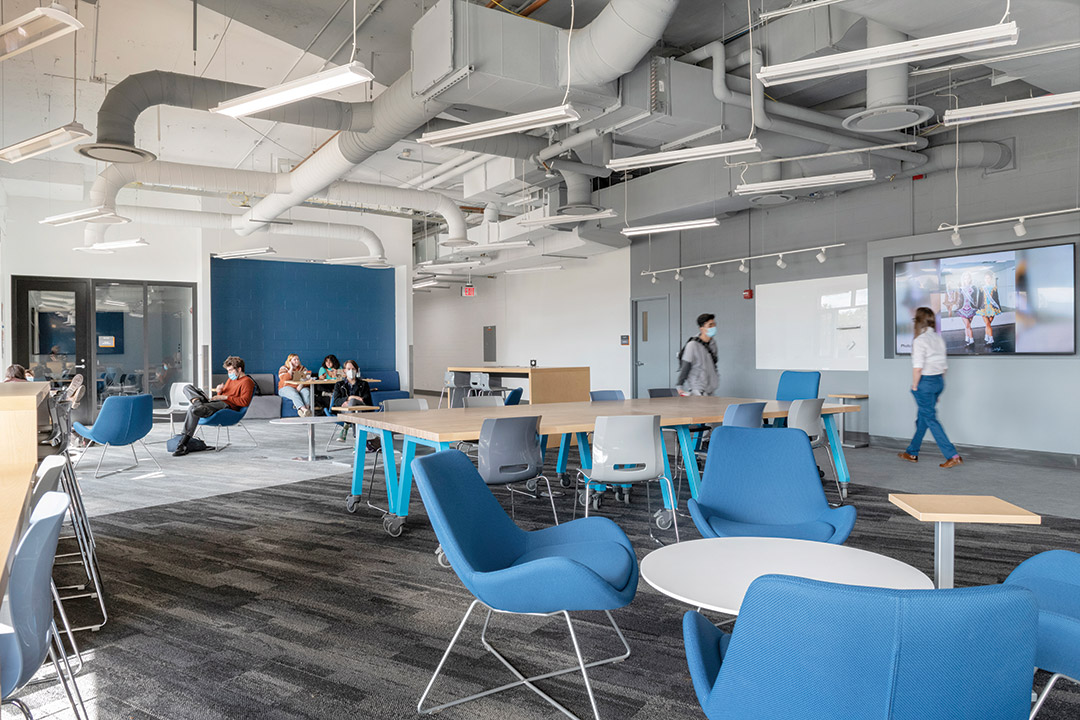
[674,270,684,282]
[776,255,787,269]
[704,266,715,278]
[651,274,658,284]
[739,260,749,274]
[951,228,963,246]
[1013,219,1027,237]
[816,248,827,263]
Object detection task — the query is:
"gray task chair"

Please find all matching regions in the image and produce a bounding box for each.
[464,396,504,408]
[479,415,558,525]
[364,398,430,515]
[152,383,191,438]
[576,414,679,544]
[439,371,472,408]
[787,398,842,501]
[648,388,679,398]
[469,372,509,399]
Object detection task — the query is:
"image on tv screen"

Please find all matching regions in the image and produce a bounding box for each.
[895,243,1075,355]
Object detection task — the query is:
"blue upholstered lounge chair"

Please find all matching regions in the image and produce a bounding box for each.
[73,394,160,477]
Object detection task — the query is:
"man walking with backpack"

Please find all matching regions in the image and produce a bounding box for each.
[676,313,719,396]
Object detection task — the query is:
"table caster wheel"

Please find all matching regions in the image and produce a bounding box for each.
[560,473,572,488]
[383,515,405,537]
[655,508,674,530]
[525,478,538,494]
[435,546,451,568]
[345,495,360,514]
[577,489,589,507]
[591,495,602,511]
[621,487,632,505]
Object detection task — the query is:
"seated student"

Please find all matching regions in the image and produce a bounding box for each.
[278,353,312,416]
[4,364,29,382]
[174,356,255,456]
[317,354,342,408]
[330,360,373,441]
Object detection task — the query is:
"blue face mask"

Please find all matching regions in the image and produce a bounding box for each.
[228,372,238,380]
[705,326,718,338]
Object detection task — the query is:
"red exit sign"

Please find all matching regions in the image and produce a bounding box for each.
[461,285,476,297]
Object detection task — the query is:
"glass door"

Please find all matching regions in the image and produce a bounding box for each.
[93,282,148,410]
[12,276,93,424]
[146,284,195,403]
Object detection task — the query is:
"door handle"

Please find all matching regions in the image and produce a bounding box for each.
[73,364,86,369]
[635,361,645,366]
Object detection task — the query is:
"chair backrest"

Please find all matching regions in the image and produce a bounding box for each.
[443,370,454,387]
[721,402,766,429]
[411,450,527,600]
[465,396,504,408]
[1003,549,1080,681]
[698,427,829,524]
[91,394,155,445]
[776,370,820,401]
[648,387,679,398]
[478,415,543,485]
[590,390,625,402]
[691,575,1037,720]
[787,398,825,439]
[590,415,665,484]
[363,370,401,391]
[168,382,191,412]
[30,456,67,512]
[382,398,429,412]
[504,387,523,406]
[469,372,490,391]
[5,491,71,693]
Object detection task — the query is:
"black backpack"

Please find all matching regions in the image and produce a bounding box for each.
[166,434,212,453]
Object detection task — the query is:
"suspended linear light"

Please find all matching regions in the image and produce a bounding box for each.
[412,277,443,289]
[942,90,1080,126]
[756,22,1019,87]
[212,247,277,259]
[0,4,83,64]
[418,104,581,147]
[73,238,149,252]
[0,122,91,164]
[516,209,618,227]
[210,62,375,118]
[606,139,762,172]
[620,217,720,237]
[40,206,131,226]
[324,255,374,265]
[417,259,486,271]
[439,237,478,248]
[504,265,564,274]
[735,169,876,195]
[760,0,851,21]
[453,241,536,255]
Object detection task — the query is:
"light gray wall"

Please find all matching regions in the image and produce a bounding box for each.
[628,111,1080,450]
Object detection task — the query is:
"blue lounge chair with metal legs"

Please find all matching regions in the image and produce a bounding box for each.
[72,394,160,478]
[413,449,638,720]
[683,575,1038,720]
[197,405,257,451]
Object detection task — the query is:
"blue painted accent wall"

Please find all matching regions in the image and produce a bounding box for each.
[210,258,396,375]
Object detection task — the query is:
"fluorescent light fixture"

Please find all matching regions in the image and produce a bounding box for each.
[74,238,149,252]
[39,206,131,226]
[418,104,580,147]
[1014,219,1027,237]
[776,255,787,269]
[735,169,875,195]
[210,62,375,118]
[504,265,564,274]
[0,122,91,164]
[454,240,536,255]
[620,217,720,237]
[507,195,543,207]
[0,4,83,64]
[213,247,277,259]
[101,298,128,307]
[324,256,374,265]
[760,0,850,21]
[756,22,1019,87]
[517,209,618,227]
[942,90,1080,126]
[606,139,761,172]
[412,278,442,289]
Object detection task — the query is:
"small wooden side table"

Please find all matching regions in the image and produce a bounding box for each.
[888,494,1041,588]
[828,393,868,448]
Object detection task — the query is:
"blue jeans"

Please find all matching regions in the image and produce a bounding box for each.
[905,374,958,459]
[280,385,311,410]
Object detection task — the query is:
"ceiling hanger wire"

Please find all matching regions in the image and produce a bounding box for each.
[560,0,575,106]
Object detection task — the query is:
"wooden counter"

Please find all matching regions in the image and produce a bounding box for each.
[447,366,590,404]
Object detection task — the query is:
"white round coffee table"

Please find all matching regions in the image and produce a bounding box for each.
[641,537,933,615]
[269,416,340,462]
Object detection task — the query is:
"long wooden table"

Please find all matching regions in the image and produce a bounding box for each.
[446,366,590,406]
[341,396,859,537]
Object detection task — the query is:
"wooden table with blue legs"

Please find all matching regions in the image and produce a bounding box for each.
[339,397,860,537]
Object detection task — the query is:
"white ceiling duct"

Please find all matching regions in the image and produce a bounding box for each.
[566,0,681,87]
[842,21,933,133]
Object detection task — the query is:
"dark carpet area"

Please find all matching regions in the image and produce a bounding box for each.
[31,470,1080,720]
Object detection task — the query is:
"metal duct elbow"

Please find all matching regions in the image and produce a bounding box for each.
[567,0,681,86]
[319,181,468,244]
[896,142,1011,178]
[77,71,374,164]
[558,170,594,209]
[88,160,282,213]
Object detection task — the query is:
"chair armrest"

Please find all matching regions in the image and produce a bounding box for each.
[683,610,732,709]
[818,504,857,544]
[686,498,715,539]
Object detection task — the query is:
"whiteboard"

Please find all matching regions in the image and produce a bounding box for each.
[755,274,869,372]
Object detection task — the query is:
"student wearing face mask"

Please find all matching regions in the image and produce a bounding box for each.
[330,360,374,442]
[676,313,720,396]
[173,356,255,456]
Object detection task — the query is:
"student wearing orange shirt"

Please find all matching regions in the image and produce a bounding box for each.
[173,356,255,456]
[278,353,313,416]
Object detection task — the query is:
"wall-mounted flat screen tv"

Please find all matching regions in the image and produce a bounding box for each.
[895,243,1075,355]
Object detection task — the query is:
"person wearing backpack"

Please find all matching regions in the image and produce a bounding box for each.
[173,356,255,456]
[676,313,719,396]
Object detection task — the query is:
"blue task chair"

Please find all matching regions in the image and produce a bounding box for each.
[683,575,1038,720]
[590,389,625,401]
[504,387,523,406]
[413,450,638,720]
[771,370,821,427]
[688,427,855,543]
[198,405,257,450]
[1004,550,1080,718]
[73,393,160,478]
[1,492,90,720]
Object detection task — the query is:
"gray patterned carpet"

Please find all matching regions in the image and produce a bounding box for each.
[23,468,1080,720]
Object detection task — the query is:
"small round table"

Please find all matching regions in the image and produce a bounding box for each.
[641,537,933,615]
[269,416,340,462]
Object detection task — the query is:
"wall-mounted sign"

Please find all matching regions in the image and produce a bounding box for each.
[98,335,115,348]
[620,335,630,346]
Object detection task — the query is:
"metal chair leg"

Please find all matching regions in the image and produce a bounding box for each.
[239,422,258,447]
[1031,673,1075,719]
[2,698,33,719]
[139,440,162,472]
[48,624,89,720]
[93,443,111,479]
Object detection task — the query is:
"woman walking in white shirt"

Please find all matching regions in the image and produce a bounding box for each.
[898,307,963,468]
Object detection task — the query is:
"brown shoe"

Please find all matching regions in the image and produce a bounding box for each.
[897,452,918,463]
[940,456,964,469]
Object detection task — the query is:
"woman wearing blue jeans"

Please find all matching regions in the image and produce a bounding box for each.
[898,307,963,468]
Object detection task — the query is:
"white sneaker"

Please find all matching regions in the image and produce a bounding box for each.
[298,406,311,417]
[985,336,994,344]
[965,337,974,345]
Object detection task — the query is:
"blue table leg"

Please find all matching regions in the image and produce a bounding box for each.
[540,434,548,460]
[395,439,451,519]
[556,433,572,474]
[575,432,592,470]
[349,426,368,498]
[675,425,702,500]
[823,414,851,497]
[658,432,675,509]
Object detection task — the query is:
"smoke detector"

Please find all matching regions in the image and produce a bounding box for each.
[76,142,157,163]
[748,193,795,207]
[842,104,933,132]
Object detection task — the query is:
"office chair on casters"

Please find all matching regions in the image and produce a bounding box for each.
[413,450,638,720]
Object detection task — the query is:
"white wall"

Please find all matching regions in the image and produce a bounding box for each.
[413,248,633,400]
